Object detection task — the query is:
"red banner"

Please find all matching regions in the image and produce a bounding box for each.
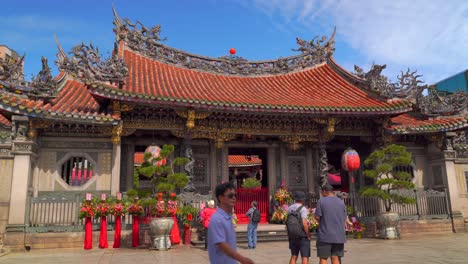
[99,216,108,248]
[84,217,92,250]
[113,216,122,248]
[132,216,140,247]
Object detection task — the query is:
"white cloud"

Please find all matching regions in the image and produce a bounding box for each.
[248,0,468,83]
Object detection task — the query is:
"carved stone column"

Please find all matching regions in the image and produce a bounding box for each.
[110,123,122,195]
[267,146,277,197]
[182,139,196,193]
[6,116,36,233]
[442,132,461,217]
[318,141,328,188]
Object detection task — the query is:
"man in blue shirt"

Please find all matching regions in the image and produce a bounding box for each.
[314,184,347,264]
[208,182,254,264]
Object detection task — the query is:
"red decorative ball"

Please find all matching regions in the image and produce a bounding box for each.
[229,48,236,55]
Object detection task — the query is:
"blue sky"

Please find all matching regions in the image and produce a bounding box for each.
[1,0,467,84]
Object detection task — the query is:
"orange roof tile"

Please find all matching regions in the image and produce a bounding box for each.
[228,155,262,167]
[89,49,412,115]
[388,114,468,134]
[0,112,11,128]
[134,152,144,165]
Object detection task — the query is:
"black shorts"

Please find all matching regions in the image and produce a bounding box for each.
[289,237,311,257]
[316,241,344,258]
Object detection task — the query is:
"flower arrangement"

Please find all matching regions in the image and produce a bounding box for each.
[352,218,365,238]
[79,201,95,219]
[111,202,126,217]
[232,212,238,227]
[271,207,288,223]
[274,187,293,205]
[95,200,112,217]
[127,201,144,216]
[307,210,319,232]
[151,192,179,217]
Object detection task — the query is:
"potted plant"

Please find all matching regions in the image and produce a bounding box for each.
[177,205,200,244]
[135,144,190,250]
[360,144,416,239]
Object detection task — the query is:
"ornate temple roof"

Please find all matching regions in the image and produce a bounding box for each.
[388,114,468,134]
[0,7,465,137]
[0,75,118,125]
[87,48,412,115]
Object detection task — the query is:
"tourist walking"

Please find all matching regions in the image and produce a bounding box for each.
[208,182,255,264]
[245,200,261,249]
[200,200,217,250]
[314,184,347,264]
[286,191,311,264]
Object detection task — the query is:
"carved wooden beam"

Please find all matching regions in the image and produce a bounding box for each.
[175,109,210,129]
[279,134,318,150]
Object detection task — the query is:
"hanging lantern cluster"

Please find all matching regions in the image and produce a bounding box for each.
[341,148,360,172]
[145,145,167,167]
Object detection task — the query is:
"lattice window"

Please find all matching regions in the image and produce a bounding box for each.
[60,156,94,186]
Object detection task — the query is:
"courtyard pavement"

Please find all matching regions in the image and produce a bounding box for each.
[1,233,467,264]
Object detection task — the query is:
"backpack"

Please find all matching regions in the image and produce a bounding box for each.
[251,208,261,223]
[286,206,306,240]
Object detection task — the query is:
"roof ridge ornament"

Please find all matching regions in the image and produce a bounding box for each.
[354,64,468,116]
[111,8,337,76]
[292,26,336,55]
[417,86,468,117]
[0,53,25,84]
[55,41,128,85]
[29,56,58,101]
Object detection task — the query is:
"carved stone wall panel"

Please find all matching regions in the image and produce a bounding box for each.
[0,159,14,201]
[37,151,56,191]
[287,157,307,187]
[97,152,112,190]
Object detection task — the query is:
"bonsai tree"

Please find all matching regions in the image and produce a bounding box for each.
[137,144,190,194]
[360,144,416,212]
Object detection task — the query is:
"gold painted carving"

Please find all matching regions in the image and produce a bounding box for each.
[112,101,135,117]
[279,134,318,150]
[112,122,123,145]
[313,117,340,133]
[27,119,52,139]
[175,109,210,129]
[171,128,236,148]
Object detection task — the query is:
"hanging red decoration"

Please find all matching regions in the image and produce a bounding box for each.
[229,48,236,55]
[341,148,360,172]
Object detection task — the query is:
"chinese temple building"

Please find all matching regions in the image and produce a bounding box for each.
[0,7,467,247]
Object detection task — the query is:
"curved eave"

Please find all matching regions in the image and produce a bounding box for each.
[0,78,119,125]
[386,115,468,134]
[89,82,412,116]
[0,112,12,128]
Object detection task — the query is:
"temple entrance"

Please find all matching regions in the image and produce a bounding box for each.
[228,148,269,224]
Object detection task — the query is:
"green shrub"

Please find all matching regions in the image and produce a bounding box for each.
[242,178,261,189]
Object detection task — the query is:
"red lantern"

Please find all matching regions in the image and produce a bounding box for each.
[341,148,360,172]
[145,145,167,166]
[229,48,236,55]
